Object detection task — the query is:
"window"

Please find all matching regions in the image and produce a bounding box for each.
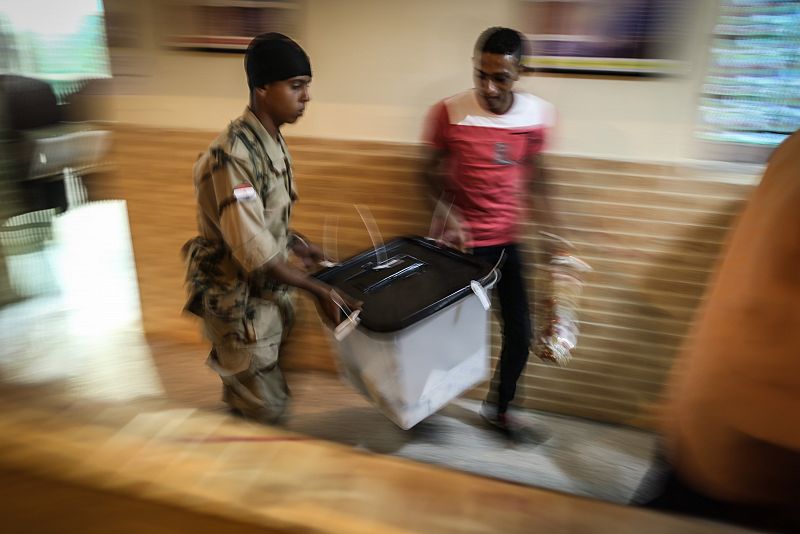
[697,1,800,161]
[0,0,111,99]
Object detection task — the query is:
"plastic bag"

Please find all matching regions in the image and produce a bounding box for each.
[533,232,592,367]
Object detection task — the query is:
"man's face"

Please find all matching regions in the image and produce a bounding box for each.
[473,52,519,115]
[257,75,312,126]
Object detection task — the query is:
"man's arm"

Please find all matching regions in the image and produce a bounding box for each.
[260,259,359,326]
[208,155,359,325]
[527,153,565,254]
[288,230,327,269]
[420,101,449,207]
[421,145,448,208]
[420,145,470,249]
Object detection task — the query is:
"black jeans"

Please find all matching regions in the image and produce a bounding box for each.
[472,243,532,414]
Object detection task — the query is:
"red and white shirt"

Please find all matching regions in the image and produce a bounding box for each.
[424,90,555,247]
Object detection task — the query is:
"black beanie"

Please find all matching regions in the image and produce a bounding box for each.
[245,33,311,89]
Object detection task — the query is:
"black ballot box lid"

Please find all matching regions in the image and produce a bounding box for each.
[313,236,494,333]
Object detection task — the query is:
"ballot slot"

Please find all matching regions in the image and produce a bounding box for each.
[344,254,427,294]
[314,236,494,333]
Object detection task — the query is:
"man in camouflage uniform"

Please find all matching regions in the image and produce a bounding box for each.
[183,33,357,422]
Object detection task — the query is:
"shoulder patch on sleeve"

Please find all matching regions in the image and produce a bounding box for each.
[233,183,257,201]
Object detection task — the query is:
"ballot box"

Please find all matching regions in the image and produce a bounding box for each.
[314,236,498,429]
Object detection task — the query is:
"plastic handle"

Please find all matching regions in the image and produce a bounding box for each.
[334,309,361,341]
[479,268,500,290]
[328,289,361,341]
[470,280,491,311]
[475,250,504,291]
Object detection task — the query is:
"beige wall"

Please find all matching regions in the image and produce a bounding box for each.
[101,0,718,161]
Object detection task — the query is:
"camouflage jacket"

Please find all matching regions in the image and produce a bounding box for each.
[183,108,297,328]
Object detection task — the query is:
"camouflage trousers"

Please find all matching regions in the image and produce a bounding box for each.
[203,292,295,422]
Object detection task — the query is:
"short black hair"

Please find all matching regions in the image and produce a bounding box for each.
[474,27,524,65]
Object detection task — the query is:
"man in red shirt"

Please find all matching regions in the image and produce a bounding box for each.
[422,27,560,433]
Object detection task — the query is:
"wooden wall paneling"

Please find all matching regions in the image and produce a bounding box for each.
[91,125,756,428]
